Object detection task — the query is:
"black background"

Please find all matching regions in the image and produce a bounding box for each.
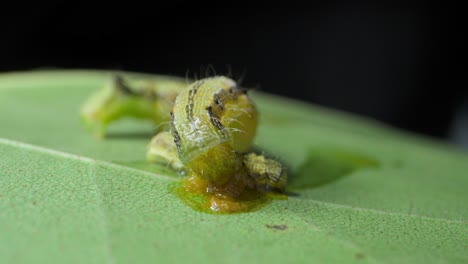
[1,2,463,140]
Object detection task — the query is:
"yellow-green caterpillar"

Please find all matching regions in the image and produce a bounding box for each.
[81,74,287,213]
[170,77,257,183]
[81,75,186,138]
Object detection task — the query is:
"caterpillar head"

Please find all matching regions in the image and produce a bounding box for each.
[170,76,258,183]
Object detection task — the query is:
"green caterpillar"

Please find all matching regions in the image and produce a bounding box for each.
[81,75,186,138]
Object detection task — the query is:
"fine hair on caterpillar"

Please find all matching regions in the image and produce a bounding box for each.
[152,121,171,132]
[186,64,247,86]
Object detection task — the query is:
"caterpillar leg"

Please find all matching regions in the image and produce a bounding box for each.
[147,131,186,172]
[243,153,287,192]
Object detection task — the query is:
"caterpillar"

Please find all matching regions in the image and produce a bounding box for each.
[81,74,287,213]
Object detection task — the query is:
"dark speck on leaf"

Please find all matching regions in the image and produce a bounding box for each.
[266,224,288,230]
[355,253,365,260]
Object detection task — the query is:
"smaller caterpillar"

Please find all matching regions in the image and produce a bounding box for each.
[80,75,186,138]
[81,74,287,213]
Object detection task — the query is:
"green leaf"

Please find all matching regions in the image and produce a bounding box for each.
[0,70,467,263]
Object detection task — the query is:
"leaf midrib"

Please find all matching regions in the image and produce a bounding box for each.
[0,138,176,182]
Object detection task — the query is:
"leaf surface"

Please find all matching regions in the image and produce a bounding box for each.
[0,71,467,263]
